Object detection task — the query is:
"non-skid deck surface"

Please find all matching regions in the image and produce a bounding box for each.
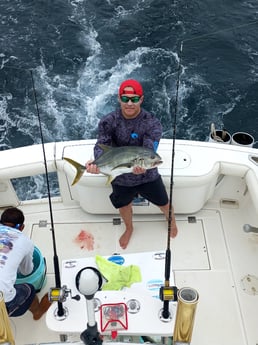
[10,207,257,345]
[30,217,208,273]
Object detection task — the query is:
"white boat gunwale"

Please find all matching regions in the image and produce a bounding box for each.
[0,138,258,345]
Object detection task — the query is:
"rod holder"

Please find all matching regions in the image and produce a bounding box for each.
[173,287,199,344]
[243,224,258,234]
[0,291,15,345]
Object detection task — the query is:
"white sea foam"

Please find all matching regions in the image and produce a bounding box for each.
[1,0,257,202]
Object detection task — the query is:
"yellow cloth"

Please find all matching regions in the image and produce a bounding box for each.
[95,255,142,290]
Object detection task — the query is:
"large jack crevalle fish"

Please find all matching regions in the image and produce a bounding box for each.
[63,144,163,186]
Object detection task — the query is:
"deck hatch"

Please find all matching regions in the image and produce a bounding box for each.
[31,218,210,273]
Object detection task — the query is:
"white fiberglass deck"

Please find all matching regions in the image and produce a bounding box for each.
[9,198,258,345]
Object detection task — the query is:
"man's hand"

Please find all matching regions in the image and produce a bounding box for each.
[86,160,100,174]
[132,166,146,175]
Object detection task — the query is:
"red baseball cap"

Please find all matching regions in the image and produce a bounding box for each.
[119,79,143,96]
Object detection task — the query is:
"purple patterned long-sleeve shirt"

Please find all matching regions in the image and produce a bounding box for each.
[94,108,162,186]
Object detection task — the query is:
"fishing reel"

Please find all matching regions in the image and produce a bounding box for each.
[159,285,178,302]
[49,285,80,303]
[159,285,178,321]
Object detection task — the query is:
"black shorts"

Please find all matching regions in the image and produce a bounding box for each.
[5,283,36,317]
[110,176,168,209]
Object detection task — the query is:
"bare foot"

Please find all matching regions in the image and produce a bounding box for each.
[119,228,133,249]
[33,293,52,320]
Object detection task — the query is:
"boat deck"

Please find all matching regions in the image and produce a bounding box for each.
[9,195,258,345]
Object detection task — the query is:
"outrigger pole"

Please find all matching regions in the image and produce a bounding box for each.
[159,42,184,319]
[30,70,65,318]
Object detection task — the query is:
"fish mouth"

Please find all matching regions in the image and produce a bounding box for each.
[152,160,163,167]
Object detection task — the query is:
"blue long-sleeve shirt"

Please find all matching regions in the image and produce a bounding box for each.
[94,108,162,186]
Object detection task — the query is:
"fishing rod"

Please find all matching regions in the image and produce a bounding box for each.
[159,42,183,319]
[30,70,65,317]
[158,17,258,318]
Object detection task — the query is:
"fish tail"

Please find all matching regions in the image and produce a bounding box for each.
[63,157,85,185]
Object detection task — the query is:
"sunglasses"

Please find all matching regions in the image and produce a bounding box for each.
[120,96,141,103]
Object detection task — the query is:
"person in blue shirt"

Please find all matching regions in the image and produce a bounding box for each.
[86,79,178,249]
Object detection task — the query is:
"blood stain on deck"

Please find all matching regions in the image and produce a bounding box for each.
[74,230,94,250]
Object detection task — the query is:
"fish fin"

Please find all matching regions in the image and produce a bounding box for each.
[111,163,133,171]
[63,157,85,186]
[97,144,112,152]
[105,175,115,185]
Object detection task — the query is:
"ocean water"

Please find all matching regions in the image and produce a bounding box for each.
[1,0,258,151]
[1,1,258,199]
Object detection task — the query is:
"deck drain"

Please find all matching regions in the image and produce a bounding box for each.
[113,218,121,225]
[188,216,196,223]
[39,220,48,227]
